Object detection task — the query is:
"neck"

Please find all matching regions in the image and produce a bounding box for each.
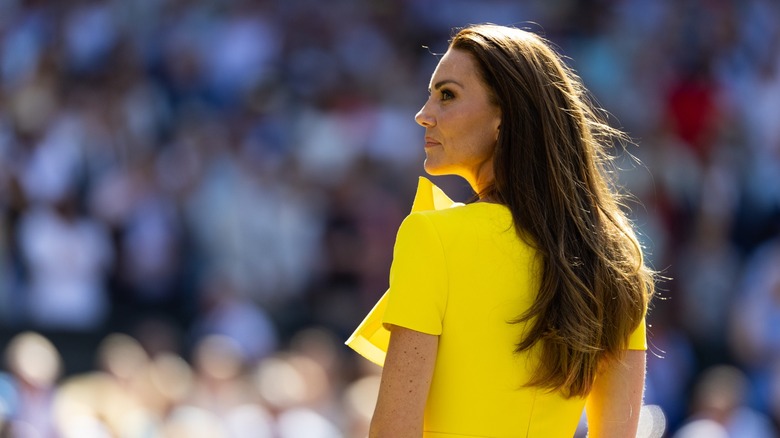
[468,163,495,199]
[475,186,499,203]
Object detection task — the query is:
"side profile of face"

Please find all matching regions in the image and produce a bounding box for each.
[415,48,502,193]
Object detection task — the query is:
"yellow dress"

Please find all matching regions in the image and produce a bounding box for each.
[346,177,646,438]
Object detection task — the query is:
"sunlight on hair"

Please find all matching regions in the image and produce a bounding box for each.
[636,404,667,438]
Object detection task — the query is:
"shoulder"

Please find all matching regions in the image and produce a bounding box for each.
[396,206,470,242]
[393,207,474,258]
[408,203,513,235]
[397,204,515,256]
[406,203,497,227]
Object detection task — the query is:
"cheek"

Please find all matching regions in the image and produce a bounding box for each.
[449,108,486,138]
[441,104,498,157]
[465,115,499,149]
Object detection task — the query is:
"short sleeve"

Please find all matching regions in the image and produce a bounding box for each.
[382,212,448,335]
[627,314,647,350]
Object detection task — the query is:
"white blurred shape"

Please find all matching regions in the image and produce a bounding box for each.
[673,419,729,438]
[162,406,227,438]
[194,335,244,381]
[344,375,380,421]
[5,332,61,387]
[149,352,193,402]
[97,333,149,381]
[636,404,667,438]
[254,357,305,409]
[224,404,275,438]
[277,407,341,438]
[59,415,112,438]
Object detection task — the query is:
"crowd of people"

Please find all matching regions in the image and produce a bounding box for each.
[0,0,779,436]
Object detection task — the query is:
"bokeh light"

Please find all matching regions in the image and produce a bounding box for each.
[1,0,779,436]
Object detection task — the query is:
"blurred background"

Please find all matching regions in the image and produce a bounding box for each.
[0,0,779,436]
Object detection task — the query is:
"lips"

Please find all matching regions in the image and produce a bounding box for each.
[424,137,441,148]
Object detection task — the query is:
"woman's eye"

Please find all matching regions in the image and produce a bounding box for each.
[441,89,454,101]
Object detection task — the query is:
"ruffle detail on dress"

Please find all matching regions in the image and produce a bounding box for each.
[344,177,461,366]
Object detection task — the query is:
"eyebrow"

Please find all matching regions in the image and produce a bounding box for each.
[428,79,463,93]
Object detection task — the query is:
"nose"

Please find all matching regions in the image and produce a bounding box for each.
[415,102,435,128]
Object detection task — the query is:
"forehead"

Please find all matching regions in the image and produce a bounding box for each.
[430,49,480,84]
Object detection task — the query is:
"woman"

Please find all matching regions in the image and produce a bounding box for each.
[346,24,654,437]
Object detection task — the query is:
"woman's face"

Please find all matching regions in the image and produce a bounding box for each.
[415,48,501,192]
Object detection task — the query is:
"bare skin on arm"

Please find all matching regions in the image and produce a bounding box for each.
[586,349,646,438]
[370,325,439,438]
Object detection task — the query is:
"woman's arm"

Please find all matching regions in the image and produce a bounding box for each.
[585,349,646,438]
[369,325,438,438]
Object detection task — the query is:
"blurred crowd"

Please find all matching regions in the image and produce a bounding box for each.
[0,0,779,436]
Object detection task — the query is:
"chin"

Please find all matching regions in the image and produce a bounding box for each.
[423,160,449,176]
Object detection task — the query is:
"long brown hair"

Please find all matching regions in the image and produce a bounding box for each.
[450,24,654,398]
